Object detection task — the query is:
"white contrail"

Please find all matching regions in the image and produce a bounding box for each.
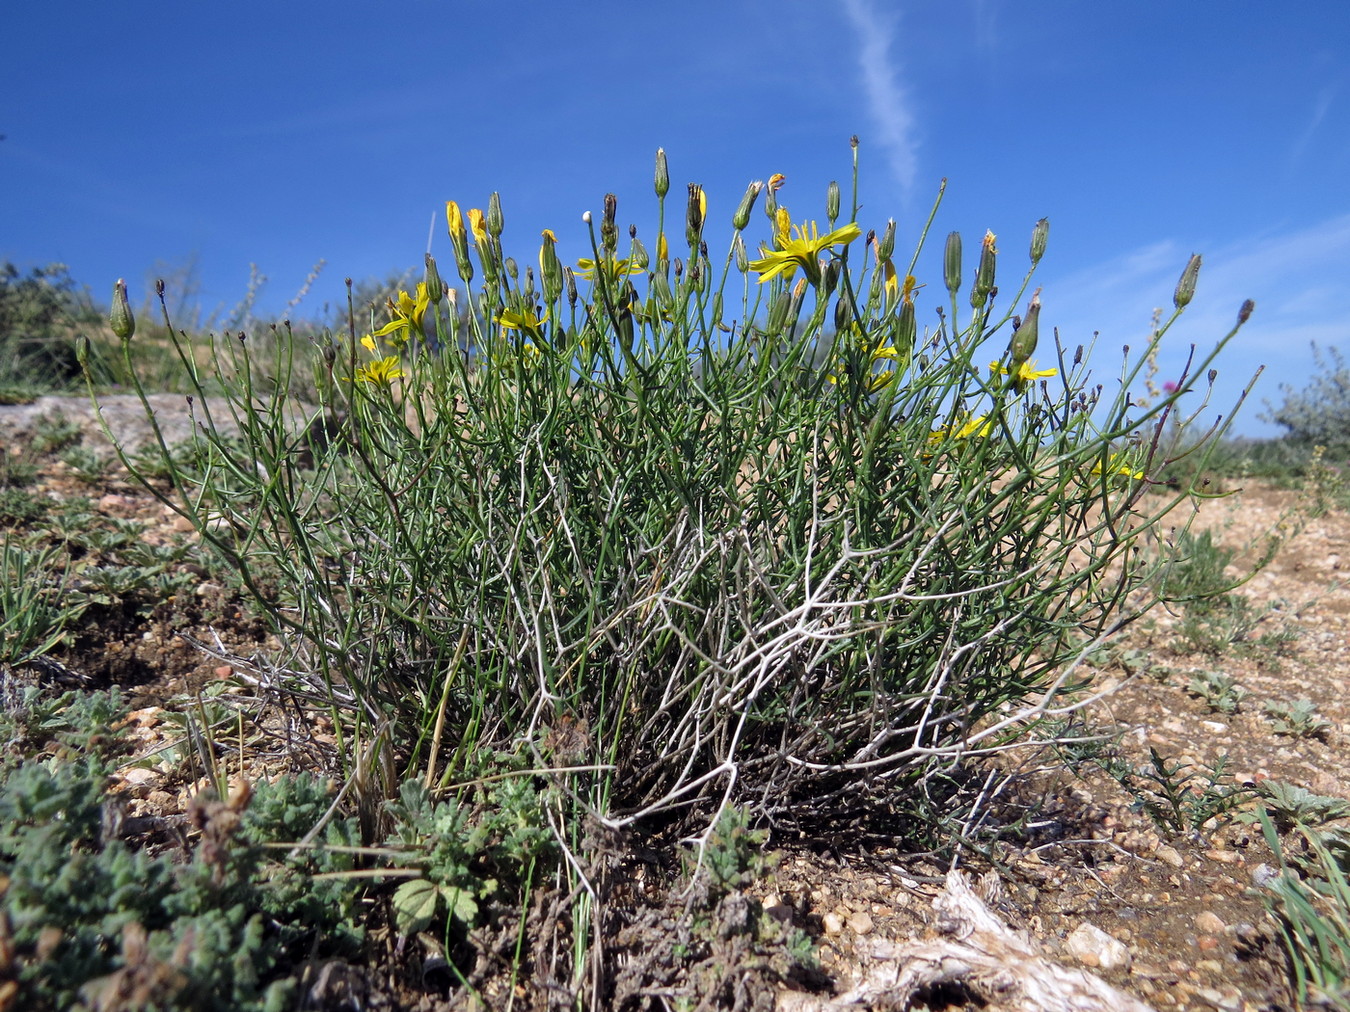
[840,0,919,201]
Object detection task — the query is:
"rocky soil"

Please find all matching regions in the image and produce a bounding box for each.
[4,396,1348,1011]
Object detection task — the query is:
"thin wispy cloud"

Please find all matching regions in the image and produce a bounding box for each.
[840,0,918,202]
[971,0,999,52]
[1286,85,1337,170]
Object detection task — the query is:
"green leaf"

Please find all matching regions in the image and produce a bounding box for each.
[392,878,440,935]
[441,884,479,925]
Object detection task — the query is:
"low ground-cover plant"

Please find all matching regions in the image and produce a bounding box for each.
[92,145,1255,989]
[0,691,366,1012]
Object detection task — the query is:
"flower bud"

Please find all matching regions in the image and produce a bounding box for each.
[971,230,997,309]
[655,148,670,198]
[1237,299,1254,325]
[764,173,785,221]
[733,234,748,273]
[1030,218,1049,266]
[564,266,578,307]
[896,297,916,362]
[1173,253,1201,310]
[487,192,504,237]
[826,180,841,224]
[110,279,135,340]
[539,229,562,302]
[601,193,619,254]
[685,183,706,248]
[423,253,445,304]
[833,290,854,333]
[732,181,762,231]
[631,236,650,270]
[943,232,962,296]
[504,257,518,281]
[824,261,841,298]
[878,219,896,262]
[766,289,790,334]
[1009,290,1041,366]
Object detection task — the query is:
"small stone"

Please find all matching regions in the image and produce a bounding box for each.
[848,911,874,935]
[1157,846,1185,868]
[1201,720,1228,734]
[1205,848,1239,864]
[1065,922,1132,971]
[822,911,845,936]
[1251,864,1280,888]
[214,665,234,679]
[1195,910,1226,934]
[1197,934,1220,951]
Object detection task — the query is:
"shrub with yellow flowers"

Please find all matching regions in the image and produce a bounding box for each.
[104,141,1255,879]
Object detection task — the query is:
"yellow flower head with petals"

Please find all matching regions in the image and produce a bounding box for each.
[353,355,405,385]
[446,201,465,242]
[367,283,431,346]
[1092,454,1145,482]
[467,208,488,246]
[990,358,1057,392]
[749,219,862,287]
[575,255,644,286]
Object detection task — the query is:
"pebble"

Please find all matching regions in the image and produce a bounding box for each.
[847,911,874,935]
[1156,846,1185,868]
[822,911,845,936]
[1065,922,1132,971]
[1195,911,1226,934]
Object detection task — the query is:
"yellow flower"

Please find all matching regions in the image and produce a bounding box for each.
[926,413,993,450]
[767,173,786,193]
[748,219,862,286]
[368,283,431,346]
[446,201,465,242]
[467,208,488,246]
[881,261,898,301]
[575,255,644,286]
[990,358,1057,392]
[498,307,545,340]
[1092,455,1145,481]
[360,334,377,353]
[657,232,668,263]
[955,414,993,439]
[353,355,405,384]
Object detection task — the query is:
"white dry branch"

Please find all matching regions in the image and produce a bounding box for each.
[778,870,1158,1012]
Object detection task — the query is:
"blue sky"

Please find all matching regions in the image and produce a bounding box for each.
[4,1,1348,436]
